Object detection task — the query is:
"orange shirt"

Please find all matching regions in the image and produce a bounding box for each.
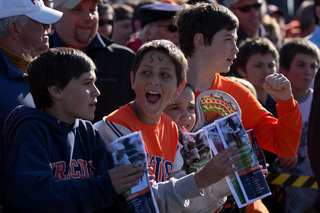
[107,104,178,182]
[195,74,302,158]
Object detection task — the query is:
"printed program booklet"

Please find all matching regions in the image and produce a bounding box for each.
[111,131,159,213]
[178,128,212,174]
[203,112,271,208]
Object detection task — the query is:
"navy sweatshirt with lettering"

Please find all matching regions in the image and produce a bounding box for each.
[2,105,129,213]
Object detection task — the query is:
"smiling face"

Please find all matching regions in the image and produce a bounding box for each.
[18,17,51,56]
[58,69,100,124]
[131,50,178,125]
[164,86,196,132]
[54,0,98,50]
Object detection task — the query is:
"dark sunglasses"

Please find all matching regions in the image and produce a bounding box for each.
[99,19,113,27]
[156,24,178,33]
[232,3,262,13]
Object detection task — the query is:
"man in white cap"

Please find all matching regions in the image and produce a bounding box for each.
[51,0,136,123]
[0,1,62,210]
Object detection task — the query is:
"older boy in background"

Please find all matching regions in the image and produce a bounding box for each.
[175,2,302,212]
[279,37,320,213]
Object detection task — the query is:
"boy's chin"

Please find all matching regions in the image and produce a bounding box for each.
[81,114,95,121]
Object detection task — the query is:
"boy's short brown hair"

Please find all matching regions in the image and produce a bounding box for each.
[132,39,187,87]
[280,38,320,71]
[28,47,96,110]
[175,3,238,57]
[237,37,279,72]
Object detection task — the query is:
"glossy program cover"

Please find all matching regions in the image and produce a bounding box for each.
[111,131,159,213]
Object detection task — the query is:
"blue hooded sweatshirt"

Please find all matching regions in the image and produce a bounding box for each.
[2,105,128,213]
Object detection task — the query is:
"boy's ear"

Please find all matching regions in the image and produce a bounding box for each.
[130,71,135,90]
[237,68,247,78]
[194,33,205,50]
[48,85,62,100]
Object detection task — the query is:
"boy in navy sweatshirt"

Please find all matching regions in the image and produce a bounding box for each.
[2,47,143,212]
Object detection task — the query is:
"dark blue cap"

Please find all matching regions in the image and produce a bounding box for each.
[138,3,182,28]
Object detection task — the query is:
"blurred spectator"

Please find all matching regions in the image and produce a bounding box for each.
[98,0,114,38]
[266,0,304,22]
[263,13,283,49]
[280,37,320,213]
[285,1,315,39]
[112,3,134,46]
[226,0,265,43]
[306,0,320,49]
[267,4,286,41]
[224,0,265,77]
[129,0,155,33]
[187,0,216,4]
[285,19,301,38]
[296,1,315,37]
[126,2,181,52]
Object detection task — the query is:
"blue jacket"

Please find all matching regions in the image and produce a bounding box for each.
[0,49,34,139]
[3,105,128,212]
[0,49,34,209]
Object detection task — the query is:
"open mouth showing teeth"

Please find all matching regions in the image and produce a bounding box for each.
[146,92,161,104]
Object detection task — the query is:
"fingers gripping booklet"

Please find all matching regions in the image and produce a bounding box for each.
[180,90,271,208]
[111,131,159,213]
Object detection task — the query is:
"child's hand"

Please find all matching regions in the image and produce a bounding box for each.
[109,163,144,194]
[148,166,156,186]
[194,146,240,190]
[263,73,292,101]
[259,165,268,178]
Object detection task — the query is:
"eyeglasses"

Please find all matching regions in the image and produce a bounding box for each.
[99,19,113,27]
[232,3,262,13]
[152,24,178,33]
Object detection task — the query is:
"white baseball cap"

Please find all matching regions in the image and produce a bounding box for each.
[54,0,102,9]
[0,0,63,24]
